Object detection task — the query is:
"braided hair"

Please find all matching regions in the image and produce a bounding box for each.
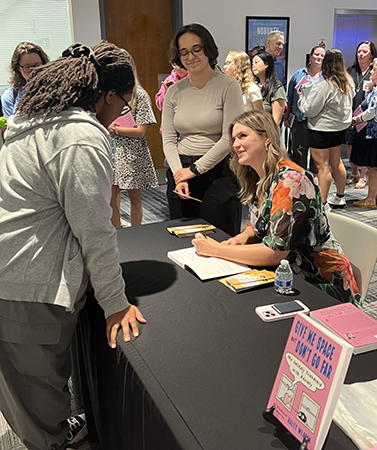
[17,41,135,116]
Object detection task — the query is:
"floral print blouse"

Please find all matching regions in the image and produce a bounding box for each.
[249,159,360,306]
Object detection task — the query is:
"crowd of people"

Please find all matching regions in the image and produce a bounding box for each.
[0,21,375,450]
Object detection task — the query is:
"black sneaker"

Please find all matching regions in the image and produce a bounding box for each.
[66,413,88,446]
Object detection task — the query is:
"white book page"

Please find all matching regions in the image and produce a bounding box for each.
[168,247,248,280]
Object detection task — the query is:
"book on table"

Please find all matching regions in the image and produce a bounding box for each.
[310,303,377,355]
[167,224,215,238]
[266,313,353,450]
[167,246,249,281]
[219,269,275,292]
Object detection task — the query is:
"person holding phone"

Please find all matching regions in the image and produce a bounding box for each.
[192,110,360,305]
[162,23,244,236]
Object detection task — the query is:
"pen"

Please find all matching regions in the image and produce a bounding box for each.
[201,230,208,239]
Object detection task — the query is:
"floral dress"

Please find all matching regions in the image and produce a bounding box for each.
[249,159,360,305]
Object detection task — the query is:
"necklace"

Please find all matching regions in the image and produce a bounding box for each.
[356,67,371,93]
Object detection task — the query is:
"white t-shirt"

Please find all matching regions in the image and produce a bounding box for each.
[243,83,263,112]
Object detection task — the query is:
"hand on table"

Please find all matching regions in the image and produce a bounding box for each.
[222,233,248,246]
[174,167,195,185]
[192,233,221,257]
[106,305,146,348]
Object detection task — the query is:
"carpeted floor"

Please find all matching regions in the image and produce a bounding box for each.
[2,164,377,450]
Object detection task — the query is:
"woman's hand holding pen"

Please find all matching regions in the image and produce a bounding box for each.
[174,181,191,199]
[192,233,220,257]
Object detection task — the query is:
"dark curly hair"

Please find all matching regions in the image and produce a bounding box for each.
[9,42,50,93]
[17,41,135,117]
[169,23,219,70]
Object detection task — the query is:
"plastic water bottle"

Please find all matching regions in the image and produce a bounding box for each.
[274,259,293,294]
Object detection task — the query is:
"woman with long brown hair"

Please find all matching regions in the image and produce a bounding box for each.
[298,49,354,210]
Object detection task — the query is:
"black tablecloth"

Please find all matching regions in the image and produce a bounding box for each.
[73,219,377,450]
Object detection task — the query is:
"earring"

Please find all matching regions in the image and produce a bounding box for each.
[265,143,269,151]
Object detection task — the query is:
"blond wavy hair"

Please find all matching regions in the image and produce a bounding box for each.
[226,51,256,95]
[229,110,288,205]
[122,50,151,110]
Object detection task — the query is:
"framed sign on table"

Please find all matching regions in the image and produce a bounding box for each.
[246,16,290,81]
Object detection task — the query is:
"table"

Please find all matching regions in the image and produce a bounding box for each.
[73,218,377,450]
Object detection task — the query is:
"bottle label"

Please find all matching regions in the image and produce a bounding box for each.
[275,279,292,288]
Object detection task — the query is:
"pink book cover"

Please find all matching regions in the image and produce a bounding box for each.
[311,303,377,353]
[267,313,353,450]
[352,105,367,132]
[295,75,310,92]
[112,111,136,128]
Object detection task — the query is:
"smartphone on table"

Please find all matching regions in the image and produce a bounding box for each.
[255,300,309,322]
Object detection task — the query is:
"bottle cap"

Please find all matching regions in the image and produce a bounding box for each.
[280,259,289,265]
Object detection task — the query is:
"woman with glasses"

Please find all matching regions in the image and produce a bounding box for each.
[108,51,158,227]
[1,42,49,117]
[224,51,264,112]
[0,42,146,450]
[162,23,244,236]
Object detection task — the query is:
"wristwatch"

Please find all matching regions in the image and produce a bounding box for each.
[189,163,200,176]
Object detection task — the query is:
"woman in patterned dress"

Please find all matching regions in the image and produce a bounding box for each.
[192,110,360,305]
[109,51,158,227]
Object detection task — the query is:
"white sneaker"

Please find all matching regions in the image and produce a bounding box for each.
[327,194,346,208]
[120,218,131,228]
[66,413,88,445]
[324,202,332,213]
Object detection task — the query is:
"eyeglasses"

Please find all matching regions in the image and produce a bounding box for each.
[117,93,132,116]
[179,45,204,60]
[224,60,234,67]
[18,63,43,73]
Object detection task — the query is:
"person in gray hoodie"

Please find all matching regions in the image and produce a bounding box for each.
[0,41,146,450]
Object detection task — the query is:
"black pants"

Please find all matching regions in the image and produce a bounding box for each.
[290,120,317,174]
[167,155,242,237]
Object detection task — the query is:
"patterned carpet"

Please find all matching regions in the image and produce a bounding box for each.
[2,164,377,450]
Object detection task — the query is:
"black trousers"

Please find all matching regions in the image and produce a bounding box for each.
[290,120,317,174]
[167,155,242,237]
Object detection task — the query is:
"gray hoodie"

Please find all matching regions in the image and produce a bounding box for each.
[0,107,130,318]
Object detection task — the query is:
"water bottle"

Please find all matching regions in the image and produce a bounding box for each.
[274,259,293,294]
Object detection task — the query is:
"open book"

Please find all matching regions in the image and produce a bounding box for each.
[167,246,248,280]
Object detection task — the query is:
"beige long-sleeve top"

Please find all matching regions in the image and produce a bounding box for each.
[161,71,244,174]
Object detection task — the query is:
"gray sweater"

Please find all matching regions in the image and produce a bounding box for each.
[298,79,355,132]
[0,108,130,318]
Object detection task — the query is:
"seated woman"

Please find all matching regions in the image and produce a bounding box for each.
[192,110,360,305]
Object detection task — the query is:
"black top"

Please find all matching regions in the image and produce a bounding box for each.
[347,65,372,111]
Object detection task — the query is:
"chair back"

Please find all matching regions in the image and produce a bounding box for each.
[327,212,377,303]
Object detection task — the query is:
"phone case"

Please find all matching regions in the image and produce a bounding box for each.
[255,300,310,322]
